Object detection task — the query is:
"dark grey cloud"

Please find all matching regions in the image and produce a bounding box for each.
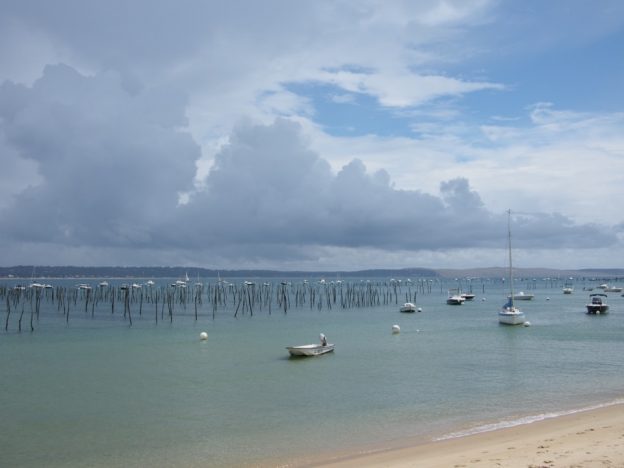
[0,64,198,246]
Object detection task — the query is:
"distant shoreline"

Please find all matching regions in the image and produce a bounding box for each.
[2,265,624,280]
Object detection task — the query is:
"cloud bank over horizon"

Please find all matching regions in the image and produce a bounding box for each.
[1,1,623,269]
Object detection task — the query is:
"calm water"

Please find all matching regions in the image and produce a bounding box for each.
[1,278,624,467]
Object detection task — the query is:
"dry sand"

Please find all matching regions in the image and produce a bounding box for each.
[303,403,624,467]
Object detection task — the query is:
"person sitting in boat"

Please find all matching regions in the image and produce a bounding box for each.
[320,333,327,346]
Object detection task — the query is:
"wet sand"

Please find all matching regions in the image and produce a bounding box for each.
[308,403,624,467]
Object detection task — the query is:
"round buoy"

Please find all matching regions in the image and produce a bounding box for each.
[546,297,550,301]
[523,321,531,327]
[199,331,208,341]
[482,297,486,301]
[392,324,400,334]
[417,307,422,312]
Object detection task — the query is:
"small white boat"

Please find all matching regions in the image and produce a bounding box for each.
[460,292,476,301]
[586,294,609,315]
[499,300,526,325]
[286,343,335,356]
[603,286,622,293]
[446,289,465,305]
[400,302,417,313]
[509,291,534,301]
[287,334,334,357]
[562,283,574,294]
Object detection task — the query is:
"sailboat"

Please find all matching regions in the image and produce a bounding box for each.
[499,210,527,326]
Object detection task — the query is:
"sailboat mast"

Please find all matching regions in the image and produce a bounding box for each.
[508,209,515,308]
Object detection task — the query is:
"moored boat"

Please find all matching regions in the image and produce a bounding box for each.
[400,302,417,313]
[586,293,609,315]
[287,334,334,357]
[447,289,465,305]
[510,291,534,301]
[499,210,527,326]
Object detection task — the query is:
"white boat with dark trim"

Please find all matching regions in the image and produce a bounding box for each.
[460,292,476,301]
[499,210,527,326]
[562,283,574,294]
[586,293,609,315]
[446,289,465,305]
[400,302,417,313]
[603,286,622,293]
[287,334,334,357]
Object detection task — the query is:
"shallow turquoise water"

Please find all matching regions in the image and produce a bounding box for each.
[1,278,623,466]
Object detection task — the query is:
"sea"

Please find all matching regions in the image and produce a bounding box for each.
[1,277,623,467]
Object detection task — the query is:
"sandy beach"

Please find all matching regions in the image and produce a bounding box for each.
[303,403,624,467]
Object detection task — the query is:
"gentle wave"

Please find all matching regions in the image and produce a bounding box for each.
[435,398,624,441]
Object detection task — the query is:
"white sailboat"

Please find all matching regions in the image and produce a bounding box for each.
[499,210,527,326]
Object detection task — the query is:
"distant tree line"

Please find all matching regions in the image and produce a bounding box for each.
[0,265,440,279]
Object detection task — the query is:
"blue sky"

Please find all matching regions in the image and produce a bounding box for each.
[0,0,623,270]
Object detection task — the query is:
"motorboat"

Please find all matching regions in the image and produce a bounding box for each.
[603,286,622,293]
[286,343,335,356]
[287,334,334,357]
[400,302,417,313]
[509,291,534,301]
[460,292,476,301]
[562,283,574,294]
[446,289,465,305]
[586,294,609,315]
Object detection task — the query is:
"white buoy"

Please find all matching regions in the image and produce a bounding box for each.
[523,321,531,327]
[417,307,422,312]
[482,297,486,301]
[199,331,208,341]
[392,324,400,334]
[546,297,550,301]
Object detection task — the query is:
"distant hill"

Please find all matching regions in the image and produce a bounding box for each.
[1,265,622,280]
[435,267,624,279]
[0,265,439,279]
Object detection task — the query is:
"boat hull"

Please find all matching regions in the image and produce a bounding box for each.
[286,344,335,357]
[400,303,416,313]
[498,310,526,325]
[586,305,609,315]
[446,297,464,305]
[510,292,534,301]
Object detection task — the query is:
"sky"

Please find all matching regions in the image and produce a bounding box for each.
[1,0,623,271]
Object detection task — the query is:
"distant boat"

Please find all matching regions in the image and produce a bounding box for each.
[509,291,534,301]
[460,292,476,301]
[287,334,334,357]
[400,302,417,313]
[562,282,574,294]
[446,289,465,305]
[99,281,109,287]
[603,286,622,293]
[499,210,527,326]
[586,293,609,315]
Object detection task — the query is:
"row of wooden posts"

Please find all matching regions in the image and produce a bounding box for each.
[0,279,443,332]
[1,276,582,332]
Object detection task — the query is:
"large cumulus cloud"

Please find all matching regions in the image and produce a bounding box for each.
[0,65,617,267]
[0,64,198,246]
